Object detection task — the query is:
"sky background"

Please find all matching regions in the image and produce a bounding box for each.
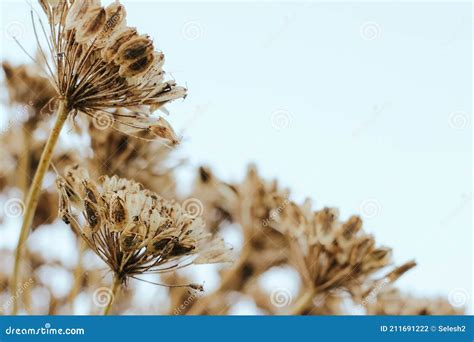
[0,0,472,313]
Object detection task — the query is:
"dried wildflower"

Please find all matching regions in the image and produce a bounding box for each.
[218,166,290,288]
[191,166,239,233]
[36,0,186,139]
[187,165,290,314]
[366,287,465,315]
[56,166,232,287]
[274,200,416,314]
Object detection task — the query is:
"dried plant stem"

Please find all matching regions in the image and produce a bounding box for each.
[289,288,317,315]
[19,125,32,195]
[67,239,87,308]
[103,276,121,316]
[11,100,69,315]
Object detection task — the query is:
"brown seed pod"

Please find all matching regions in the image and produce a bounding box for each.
[84,200,101,231]
[120,230,142,252]
[101,27,138,62]
[110,195,128,231]
[349,235,375,265]
[363,247,392,271]
[337,215,362,248]
[315,207,339,246]
[114,36,154,65]
[65,0,101,31]
[94,1,127,47]
[148,117,179,144]
[75,7,106,43]
[119,53,155,78]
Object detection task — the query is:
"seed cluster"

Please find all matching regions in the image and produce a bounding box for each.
[275,203,416,299]
[37,0,186,141]
[57,166,232,283]
[190,165,416,314]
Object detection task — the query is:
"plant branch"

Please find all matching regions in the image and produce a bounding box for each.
[103,276,121,316]
[11,99,69,315]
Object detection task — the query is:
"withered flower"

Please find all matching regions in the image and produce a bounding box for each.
[36,0,186,140]
[190,166,239,233]
[274,201,416,314]
[187,165,290,314]
[56,166,232,313]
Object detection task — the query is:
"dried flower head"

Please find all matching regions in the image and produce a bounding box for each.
[195,165,289,287]
[56,166,232,284]
[275,200,416,307]
[35,0,186,141]
[191,166,239,233]
[186,166,291,314]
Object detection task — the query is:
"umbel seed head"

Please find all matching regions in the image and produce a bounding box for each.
[56,166,232,283]
[36,0,187,144]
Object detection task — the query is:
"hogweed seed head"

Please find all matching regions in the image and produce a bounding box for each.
[56,165,232,284]
[36,0,186,144]
[275,200,415,297]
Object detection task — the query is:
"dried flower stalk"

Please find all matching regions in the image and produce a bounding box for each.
[56,166,232,314]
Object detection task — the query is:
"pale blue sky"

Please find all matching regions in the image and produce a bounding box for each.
[0,0,472,313]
